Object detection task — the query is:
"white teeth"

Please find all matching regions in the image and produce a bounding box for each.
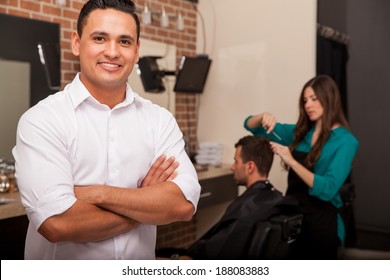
[100,63,119,68]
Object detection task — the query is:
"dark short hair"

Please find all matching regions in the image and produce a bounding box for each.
[77,0,140,41]
[235,136,273,176]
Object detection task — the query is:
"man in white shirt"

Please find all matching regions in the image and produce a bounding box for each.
[12,0,200,259]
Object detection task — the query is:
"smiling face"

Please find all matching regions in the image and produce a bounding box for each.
[303,86,324,123]
[72,8,140,99]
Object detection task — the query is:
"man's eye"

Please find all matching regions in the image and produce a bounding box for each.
[94,36,105,42]
[120,40,131,45]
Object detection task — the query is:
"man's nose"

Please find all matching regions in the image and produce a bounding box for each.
[104,41,119,57]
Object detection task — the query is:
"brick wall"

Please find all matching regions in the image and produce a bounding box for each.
[1,0,199,250]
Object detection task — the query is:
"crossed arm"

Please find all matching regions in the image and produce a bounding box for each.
[74,154,194,225]
[38,155,192,243]
[38,199,137,243]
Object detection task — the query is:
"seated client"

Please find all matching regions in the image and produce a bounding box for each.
[157,136,300,260]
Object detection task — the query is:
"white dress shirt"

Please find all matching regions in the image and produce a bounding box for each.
[13,74,200,259]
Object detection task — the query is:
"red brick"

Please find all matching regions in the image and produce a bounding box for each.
[30,13,52,22]
[63,9,79,20]
[42,5,61,16]
[20,0,41,12]
[7,9,29,17]
[0,0,18,6]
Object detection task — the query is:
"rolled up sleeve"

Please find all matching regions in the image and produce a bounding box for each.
[13,106,76,230]
[153,107,201,212]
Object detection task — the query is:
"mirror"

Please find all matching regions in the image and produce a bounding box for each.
[0,14,60,160]
[0,60,30,160]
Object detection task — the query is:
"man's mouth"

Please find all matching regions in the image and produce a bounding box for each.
[99,62,121,69]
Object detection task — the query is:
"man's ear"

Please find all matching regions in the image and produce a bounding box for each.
[71,31,81,57]
[246,161,256,175]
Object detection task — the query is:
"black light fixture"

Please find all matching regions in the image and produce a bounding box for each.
[137,56,169,93]
[137,55,212,94]
[173,55,212,94]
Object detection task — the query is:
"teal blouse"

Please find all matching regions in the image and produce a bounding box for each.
[244,116,359,242]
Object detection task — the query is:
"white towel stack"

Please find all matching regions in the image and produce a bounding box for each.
[195,141,223,166]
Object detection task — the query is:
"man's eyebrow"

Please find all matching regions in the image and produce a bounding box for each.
[119,34,136,42]
[89,31,135,42]
[90,31,109,37]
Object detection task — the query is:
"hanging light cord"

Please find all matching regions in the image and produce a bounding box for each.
[191,2,207,54]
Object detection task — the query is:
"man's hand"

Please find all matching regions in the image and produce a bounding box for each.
[141,154,179,187]
[74,184,102,205]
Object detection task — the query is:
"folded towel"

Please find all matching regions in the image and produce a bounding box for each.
[198,141,223,149]
[195,141,223,166]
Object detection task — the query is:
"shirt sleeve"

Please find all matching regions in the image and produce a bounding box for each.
[12,106,76,230]
[310,137,359,202]
[153,107,201,212]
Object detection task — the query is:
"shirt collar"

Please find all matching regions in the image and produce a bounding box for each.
[67,73,136,110]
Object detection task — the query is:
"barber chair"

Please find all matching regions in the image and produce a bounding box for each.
[247,213,303,259]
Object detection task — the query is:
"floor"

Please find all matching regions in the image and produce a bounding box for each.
[342,248,390,260]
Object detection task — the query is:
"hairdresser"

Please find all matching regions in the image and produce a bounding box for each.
[244,75,359,259]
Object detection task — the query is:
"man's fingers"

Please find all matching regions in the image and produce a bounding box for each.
[149,154,167,176]
[158,161,179,182]
[168,171,178,181]
[153,157,178,183]
[141,155,179,187]
[141,155,167,187]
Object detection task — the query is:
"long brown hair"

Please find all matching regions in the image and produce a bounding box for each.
[290,75,349,168]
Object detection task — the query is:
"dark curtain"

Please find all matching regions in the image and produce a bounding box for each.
[316,35,349,118]
[317,36,355,247]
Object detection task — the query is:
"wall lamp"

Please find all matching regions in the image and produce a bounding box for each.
[138,4,185,31]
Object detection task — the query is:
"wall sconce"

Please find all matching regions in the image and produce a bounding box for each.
[54,0,66,6]
[141,4,152,25]
[160,8,169,28]
[136,6,185,31]
[176,12,184,31]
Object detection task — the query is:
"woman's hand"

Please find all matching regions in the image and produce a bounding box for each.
[270,142,315,188]
[260,112,277,134]
[247,112,277,134]
[141,154,179,188]
[270,142,296,167]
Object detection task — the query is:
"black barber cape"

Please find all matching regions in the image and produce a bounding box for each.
[188,180,299,259]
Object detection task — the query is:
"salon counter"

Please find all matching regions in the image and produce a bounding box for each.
[0,191,25,220]
[196,164,237,209]
[0,192,28,259]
